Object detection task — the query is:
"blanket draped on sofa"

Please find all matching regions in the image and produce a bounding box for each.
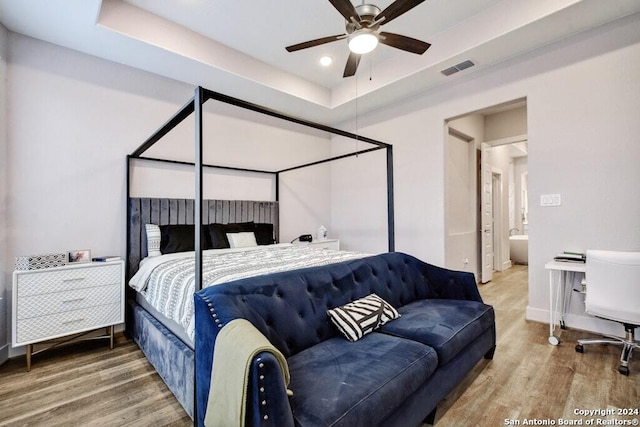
[205,318,289,427]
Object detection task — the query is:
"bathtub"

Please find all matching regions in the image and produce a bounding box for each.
[510,234,529,265]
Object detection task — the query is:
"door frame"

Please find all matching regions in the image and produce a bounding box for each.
[492,169,504,272]
[480,143,493,283]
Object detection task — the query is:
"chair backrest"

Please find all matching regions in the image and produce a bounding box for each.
[585,250,640,325]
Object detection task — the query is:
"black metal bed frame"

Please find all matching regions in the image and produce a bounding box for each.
[125,86,394,423]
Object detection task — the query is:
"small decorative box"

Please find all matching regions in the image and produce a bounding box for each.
[15,253,67,270]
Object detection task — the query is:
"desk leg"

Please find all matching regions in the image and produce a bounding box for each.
[548,270,560,345]
[26,344,32,371]
[560,272,570,330]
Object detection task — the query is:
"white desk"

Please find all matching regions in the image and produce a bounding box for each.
[545,260,586,345]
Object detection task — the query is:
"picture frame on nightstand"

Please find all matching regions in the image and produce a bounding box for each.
[68,249,91,263]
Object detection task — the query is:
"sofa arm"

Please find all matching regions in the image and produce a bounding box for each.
[246,351,295,427]
[195,291,294,427]
[423,262,483,303]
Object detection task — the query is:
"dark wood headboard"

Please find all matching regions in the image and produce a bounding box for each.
[127,198,279,280]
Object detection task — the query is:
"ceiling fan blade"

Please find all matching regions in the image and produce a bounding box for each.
[379,32,431,54]
[375,0,426,26]
[343,52,361,77]
[286,34,347,52]
[328,0,361,23]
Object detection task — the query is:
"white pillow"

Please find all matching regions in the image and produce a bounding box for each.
[227,232,258,248]
[145,224,162,257]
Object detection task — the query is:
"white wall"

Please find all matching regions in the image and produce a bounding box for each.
[4,34,333,357]
[485,107,528,141]
[333,13,640,337]
[330,148,388,254]
[0,23,9,365]
[280,164,332,244]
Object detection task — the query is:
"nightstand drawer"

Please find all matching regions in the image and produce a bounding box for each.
[16,283,122,320]
[15,303,122,345]
[16,264,121,297]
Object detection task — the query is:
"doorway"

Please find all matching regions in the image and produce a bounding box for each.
[445,98,528,283]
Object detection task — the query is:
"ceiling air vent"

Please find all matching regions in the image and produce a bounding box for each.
[441,59,475,76]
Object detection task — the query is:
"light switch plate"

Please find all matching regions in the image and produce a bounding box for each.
[540,194,562,207]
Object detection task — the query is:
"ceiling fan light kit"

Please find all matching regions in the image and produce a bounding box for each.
[285,0,430,77]
[348,29,379,54]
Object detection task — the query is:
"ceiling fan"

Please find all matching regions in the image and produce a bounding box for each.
[285,0,431,78]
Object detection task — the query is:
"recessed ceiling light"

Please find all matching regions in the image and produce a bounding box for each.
[319,56,333,67]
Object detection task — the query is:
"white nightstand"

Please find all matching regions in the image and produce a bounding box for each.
[12,260,125,371]
[308,239,340,251]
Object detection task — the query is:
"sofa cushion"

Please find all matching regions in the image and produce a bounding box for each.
[286,332,438,427]
[379,299,494,366]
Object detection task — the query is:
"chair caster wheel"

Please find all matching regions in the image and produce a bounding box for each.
[575,344,583,353]
[618,366,629,376]
[548,336,560,346]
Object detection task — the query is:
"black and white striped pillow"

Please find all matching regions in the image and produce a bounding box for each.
[327,293,400,342]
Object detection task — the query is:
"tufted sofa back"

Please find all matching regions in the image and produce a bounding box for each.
[195,251,480,358]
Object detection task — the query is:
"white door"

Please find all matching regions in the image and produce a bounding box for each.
[480,143,493,283]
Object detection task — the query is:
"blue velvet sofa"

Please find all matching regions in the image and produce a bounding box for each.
[194,252,496,427]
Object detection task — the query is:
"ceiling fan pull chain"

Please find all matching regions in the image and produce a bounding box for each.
[355,76,359,157]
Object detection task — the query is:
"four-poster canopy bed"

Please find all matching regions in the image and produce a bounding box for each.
[125,86,395,420]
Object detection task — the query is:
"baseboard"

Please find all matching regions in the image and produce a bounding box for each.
[503,260,512,270]
[525,306,549,324]
[526,306,623,338]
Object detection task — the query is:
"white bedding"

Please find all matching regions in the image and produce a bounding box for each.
[129,243,367,342]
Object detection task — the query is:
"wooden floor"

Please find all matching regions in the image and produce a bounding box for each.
[1,265,638,426]
[434,266,640,426]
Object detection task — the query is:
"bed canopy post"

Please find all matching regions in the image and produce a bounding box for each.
[193,86,204,427]
[387,146,395,252]
[194,86,204,294]
[125,155,132,280]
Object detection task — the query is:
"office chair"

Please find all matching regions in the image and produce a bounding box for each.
[575,250,640,375]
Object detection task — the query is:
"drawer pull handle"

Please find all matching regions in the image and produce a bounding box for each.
[62,297,85,303]
[62,277,86,282]
[62,318,84,325]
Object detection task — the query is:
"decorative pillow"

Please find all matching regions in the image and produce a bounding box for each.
[327,294,400,342]
[254,223,275,245]
[226,232,258,248]
[226,222,256,233]
[160,224,209,254]
[207,224,229,249]
[207,222,255,249]
[145,224,162,257]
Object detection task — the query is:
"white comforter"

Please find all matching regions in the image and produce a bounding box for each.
[129,244,367,341]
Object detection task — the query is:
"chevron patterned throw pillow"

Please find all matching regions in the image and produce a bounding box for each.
[327,293,400,342]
